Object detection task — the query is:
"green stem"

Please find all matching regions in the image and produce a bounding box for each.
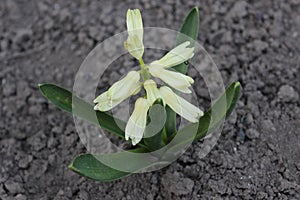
[139,59,150,81]
[165,106,177,138]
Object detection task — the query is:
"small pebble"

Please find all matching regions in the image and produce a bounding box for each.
[277,85,299,102]
[245,128,260,139]
[15,194,27,200]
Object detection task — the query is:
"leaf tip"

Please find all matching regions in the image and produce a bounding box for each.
[68,163,74,170]
[38,83,47,96]
[68,159,78,173]
[37,83,44,88]
[234,82,241,92]
[235,81,241,87]
[191,6,199,13]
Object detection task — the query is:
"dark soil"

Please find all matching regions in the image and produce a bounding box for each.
[1,0,300,199]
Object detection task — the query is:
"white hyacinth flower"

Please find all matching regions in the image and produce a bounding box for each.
[94,71,141,111]
[125,98,150,145]
[143,80,161,105]
[149,41,194,69]
[160,86,203,123]
[148,41,195,93]
[143,80,202,123]
[124,9,144,61]
[149,66,194,93]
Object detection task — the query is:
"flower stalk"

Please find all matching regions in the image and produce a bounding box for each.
[139,59,150,81]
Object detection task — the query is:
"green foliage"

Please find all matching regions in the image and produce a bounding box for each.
[165,7,200,138]
[67,82,240,181]
[39,84,126,138]
[68,148,147,181]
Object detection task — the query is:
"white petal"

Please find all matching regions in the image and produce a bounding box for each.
[108,71,141,100]
[126,9,143,38]
[143,79,161,105]
[125,98,150,145]
[93,71,141,111]
[160,86,203,122]
[93,92,120,111]
[124,35,144,61]
[125,9,144,60]
[149,41,194,69]
[149,66,194,93]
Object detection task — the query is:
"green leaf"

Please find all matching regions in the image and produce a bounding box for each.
[38,83,126,138]
[165,7,200,138]
[173,6,199,74]
[69,148,147,181]
[194,81,241,140]
[167,82,241,147]
[164,106,177,140]
[69,154,129,181]
[143,101,166,151]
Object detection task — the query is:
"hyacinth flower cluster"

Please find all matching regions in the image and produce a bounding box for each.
[93,9,203,145]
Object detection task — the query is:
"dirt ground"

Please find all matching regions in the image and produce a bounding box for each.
[1,0,300,199]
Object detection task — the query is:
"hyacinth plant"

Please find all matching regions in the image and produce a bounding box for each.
[39,7,241,181]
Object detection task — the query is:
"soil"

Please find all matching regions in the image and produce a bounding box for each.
[1,0,300,199]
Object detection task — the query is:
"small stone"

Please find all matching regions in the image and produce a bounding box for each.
[265,185,274,196]
[47,136,56,148]
[261,119,276,132]
[15,194,27,200]
[27,132,46,151]
[51,126,63,134]
[278,179,296,192]
[28,104,42,115]
[59,8,71,22]
[37,2,48,12]
[18,155,33,169]
[208,179,228,194]
[253,40,268,53]
[146,193,154,200]
[3,83,16,97]
[221,31,232,43]
[228,111,237,124]
[48,154,56,165]
[78,190,89,200]
[256,192,268,199]
[277,85,299,102]
[4,180,24,194]
[88,26,98,39]
[57,189,64,196]
[14,29,33,45]
[229,1,248,18]
[161,172,194,196]
[77,32,94,47]
[245,113,254,125]
[211,20,219,31]
[245,128,260,139]
[29,160,48,178]
[78,32,87,44]
[267,143,275,151]
[0,183,6,195]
